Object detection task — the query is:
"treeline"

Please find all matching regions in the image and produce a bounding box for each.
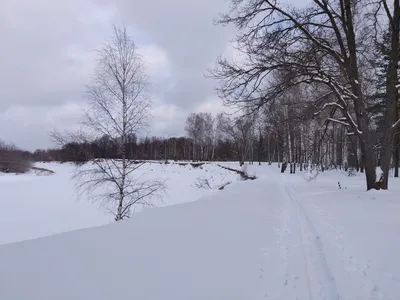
[32,134,245,163]
[0,141,32,173]
[30,108,392,175]
[5,105,398,177]
[182,110,396,174]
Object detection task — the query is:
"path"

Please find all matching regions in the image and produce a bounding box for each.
[255,172,396,300]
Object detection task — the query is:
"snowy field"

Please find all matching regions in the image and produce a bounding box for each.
[0,161,241,245]
[0,162,399,299]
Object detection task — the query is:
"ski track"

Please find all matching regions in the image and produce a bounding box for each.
[303,190,393,300]
[284,178,340,300]
[256,174,397,300]
[257,176,341,300]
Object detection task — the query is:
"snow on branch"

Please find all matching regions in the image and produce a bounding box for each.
[327,118,350,127]
[317,78,363,135]
[344,110,362,134]
[392,118,400,129]
[313,102,344,116]
[345,132,356,136]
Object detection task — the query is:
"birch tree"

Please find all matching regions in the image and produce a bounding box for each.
[185,112,215,160]
[76,26,164,221]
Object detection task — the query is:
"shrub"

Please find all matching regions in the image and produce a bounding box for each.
[347,168,357,177]
[191,162,205,168]
[0,141,33,173]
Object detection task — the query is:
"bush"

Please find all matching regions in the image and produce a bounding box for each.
[347,168,357,177]
[0,141,33,173]
[191,162,205,168]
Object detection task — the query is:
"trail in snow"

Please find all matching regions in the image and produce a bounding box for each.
[283,179,339,300]
[277,175,395,300]
[256,173,396,300]
[294,183,392,300]
[257,175,339,300]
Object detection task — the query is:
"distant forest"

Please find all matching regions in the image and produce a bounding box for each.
[1,105,398,177]
[11,108,392,175]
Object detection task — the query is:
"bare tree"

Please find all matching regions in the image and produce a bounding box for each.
[74,26,164,221]
[216,112,255,166]
[185,112,215,160]
[185,113,201,161]
[211,0,400,190]
[203,113,216,160]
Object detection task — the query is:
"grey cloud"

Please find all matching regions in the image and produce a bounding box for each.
[0,0,114,149]
[163,71,213,110]
[0,1,96,109]
[0,0,234,150]
[96,0,234,108]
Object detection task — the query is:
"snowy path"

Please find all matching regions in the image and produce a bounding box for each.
[255,173,398,300]
[0,165,399,299]
[285,185,397,300]
[256,175,339,300]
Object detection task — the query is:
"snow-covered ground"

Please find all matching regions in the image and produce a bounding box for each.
[0,162,399,299]
[0,161,239,245]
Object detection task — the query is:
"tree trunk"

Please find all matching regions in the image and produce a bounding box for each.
[116,191,124,221]
[348,136,359,171]
[394,141,399,177]
[361,140,377,190]
[396,105,400,178]
[359,152,364,173]
[379,140,392,189]
[379,0,400,189]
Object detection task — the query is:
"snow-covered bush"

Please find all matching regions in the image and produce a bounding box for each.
[347,168,357,177]
[194,177,213,189]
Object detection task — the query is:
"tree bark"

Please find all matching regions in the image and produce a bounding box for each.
[379,0,400,189]
[394,138,399,177]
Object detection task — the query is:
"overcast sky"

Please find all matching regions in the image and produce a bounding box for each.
[0,0,235,150]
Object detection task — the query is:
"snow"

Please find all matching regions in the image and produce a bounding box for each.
[313,101,344,116]
[0,163,111,245]
[0,162,399,299]
[0,162,239,245]
[392,118,400,129]
[327,117,350,127]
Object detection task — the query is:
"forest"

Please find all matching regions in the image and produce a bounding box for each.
[28,108,381,177]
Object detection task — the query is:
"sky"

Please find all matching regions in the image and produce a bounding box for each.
[0,0,236,151]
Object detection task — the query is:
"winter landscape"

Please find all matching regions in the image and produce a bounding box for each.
[1,0,400,299]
